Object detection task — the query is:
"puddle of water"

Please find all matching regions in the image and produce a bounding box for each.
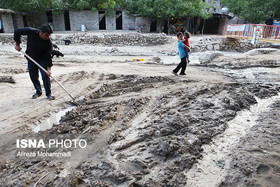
[185,93,280,187]
[33,107,75,133]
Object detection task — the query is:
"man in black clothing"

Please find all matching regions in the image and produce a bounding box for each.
[14,23,55,100]
[265,14,274,38]
[265,14,274,25]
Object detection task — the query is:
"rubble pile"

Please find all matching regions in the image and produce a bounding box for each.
[0,35,16,45]
[0,32,169,46]
[191,37,273,52]
[52,33,170,46]
[0,76,15,83]
[218,38,273,52]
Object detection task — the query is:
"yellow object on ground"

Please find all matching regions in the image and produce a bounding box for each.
[132,58,145,62]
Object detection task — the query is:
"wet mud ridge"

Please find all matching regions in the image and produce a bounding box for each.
[1,72,280,186]
[220,100,280,187]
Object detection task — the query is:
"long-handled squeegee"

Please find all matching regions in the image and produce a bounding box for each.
[20,51,76,103]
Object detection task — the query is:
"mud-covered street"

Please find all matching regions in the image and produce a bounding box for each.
[0,33,280,186]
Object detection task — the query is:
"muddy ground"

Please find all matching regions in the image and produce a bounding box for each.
[0,33,280,186]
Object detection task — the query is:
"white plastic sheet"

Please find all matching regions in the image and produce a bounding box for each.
[227,25,245,32]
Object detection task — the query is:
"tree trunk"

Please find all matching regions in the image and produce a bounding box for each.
[202,19,205,35]
[187,17,191,33]
[157,18,164,33]
[192,19,195,35]
[186,17,189,32]
[196,17,201,34]
[167,19,170,34]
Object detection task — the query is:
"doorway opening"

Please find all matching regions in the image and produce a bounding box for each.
[116,11,122,30]
[46,11,53,23]
[150,19,157,32]
[64,10,71,31]
[0,15,4,33]
[99,11,106,30]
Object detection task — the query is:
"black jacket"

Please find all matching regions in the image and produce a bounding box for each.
[265,17,274,25]
[14,27,53,67]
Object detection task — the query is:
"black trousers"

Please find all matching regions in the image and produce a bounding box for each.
[28,60,51,96]
[173,56,187,74]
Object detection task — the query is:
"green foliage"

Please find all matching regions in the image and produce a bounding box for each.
[61,0,117,10]
[221,0,280,23]
[0,0,117,13]
[0,0,215,19]
[0,0,59,12]
[116,0,212,19]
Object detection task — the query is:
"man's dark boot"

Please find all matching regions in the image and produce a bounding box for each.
[47,95,55,100]
[32,93,42,99]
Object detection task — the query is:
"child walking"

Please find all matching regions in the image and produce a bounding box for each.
[184,31,191,63]
[172,32,190,76]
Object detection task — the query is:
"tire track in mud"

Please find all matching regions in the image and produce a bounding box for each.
[46,76,170,186]
[52,94,159,183]
[1,73,280,186]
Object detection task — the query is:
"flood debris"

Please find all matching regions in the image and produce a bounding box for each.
[0,76,15,83]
